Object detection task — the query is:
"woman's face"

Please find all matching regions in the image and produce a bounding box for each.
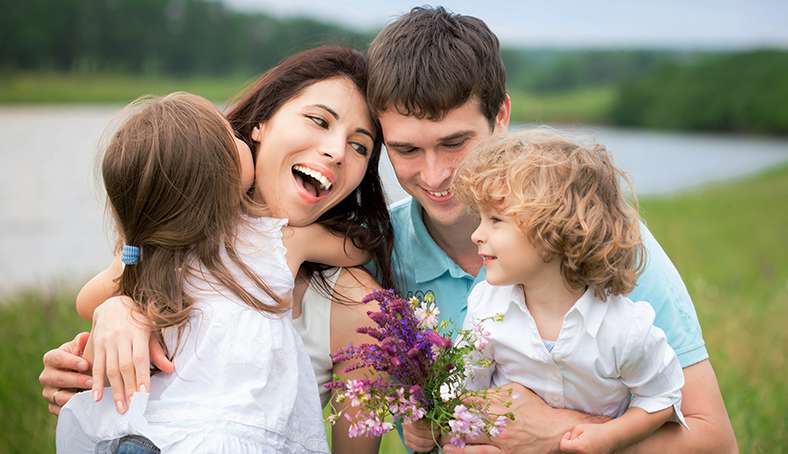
[251,77,375,226]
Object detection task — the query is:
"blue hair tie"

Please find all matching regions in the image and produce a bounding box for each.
[121,244,141,265]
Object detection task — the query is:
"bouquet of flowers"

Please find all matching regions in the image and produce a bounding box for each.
[325,289,513,452]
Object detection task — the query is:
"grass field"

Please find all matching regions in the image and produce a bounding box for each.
[0,73,614,126]
[1,165,786,453]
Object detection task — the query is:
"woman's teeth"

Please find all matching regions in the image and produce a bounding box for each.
[293,165,332,191]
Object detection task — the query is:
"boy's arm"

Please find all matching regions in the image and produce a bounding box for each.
[286,224,370,267]
[75,255,123,320]
[560,407,673,454]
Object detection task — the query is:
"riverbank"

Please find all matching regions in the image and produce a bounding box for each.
[2,164,786,452]
[0,72,613,124]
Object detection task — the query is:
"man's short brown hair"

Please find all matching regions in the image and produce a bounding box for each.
[367,6,507,127]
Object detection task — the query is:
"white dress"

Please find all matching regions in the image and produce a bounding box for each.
[292,268,339,407]
[56,217,329,454]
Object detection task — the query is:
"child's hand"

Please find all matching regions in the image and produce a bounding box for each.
[403,419,438,453]
[559,423,614,454]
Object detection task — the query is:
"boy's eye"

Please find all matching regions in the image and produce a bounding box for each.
[307,115,328,128]
[350,142,369,156]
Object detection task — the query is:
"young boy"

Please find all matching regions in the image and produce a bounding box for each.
[407,130,688,454]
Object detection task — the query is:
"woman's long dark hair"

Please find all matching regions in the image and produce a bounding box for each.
[226,46,395,292]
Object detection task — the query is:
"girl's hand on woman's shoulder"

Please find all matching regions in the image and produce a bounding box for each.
[89,296,174,413]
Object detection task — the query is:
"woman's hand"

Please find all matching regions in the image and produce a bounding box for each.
[89,295,174,413]
[39,332,92,415]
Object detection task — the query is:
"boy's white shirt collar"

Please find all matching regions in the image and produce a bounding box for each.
[501,284,609,338]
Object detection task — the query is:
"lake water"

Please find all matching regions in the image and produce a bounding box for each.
[2,105,787,293]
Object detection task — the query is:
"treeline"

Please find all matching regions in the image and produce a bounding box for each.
[2,0,786,134]
[609,50,788,135]
[0,0,371,75]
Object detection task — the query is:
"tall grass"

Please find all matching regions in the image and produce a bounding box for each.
[1,165,786,453]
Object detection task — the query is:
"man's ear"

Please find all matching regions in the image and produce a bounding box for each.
[494,94,511,133]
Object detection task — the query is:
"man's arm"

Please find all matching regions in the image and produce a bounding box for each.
[443,383,609,454]
[444,361,737,454]
[618,360,737,454]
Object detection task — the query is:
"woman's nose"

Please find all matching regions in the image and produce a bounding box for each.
[321,137,346,165]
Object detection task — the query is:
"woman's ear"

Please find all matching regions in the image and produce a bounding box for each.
[251,123,264,142]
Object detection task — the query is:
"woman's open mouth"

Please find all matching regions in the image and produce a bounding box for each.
[292,164,334,201]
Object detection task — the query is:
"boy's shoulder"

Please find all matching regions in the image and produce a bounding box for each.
[467,280,518,315]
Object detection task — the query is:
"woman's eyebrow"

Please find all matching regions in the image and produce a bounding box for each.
[313,104,374,141]
[313,104,339,119]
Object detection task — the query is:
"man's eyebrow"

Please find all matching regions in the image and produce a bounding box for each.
[438,130,475,142]
[387,130,476,148]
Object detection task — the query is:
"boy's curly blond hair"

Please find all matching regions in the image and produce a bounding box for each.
[452,129,645,299]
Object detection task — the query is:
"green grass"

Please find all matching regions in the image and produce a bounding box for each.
[0,73,615,127]
[509,86,616,125]
[0,72,250,105]
[2,165,787,453]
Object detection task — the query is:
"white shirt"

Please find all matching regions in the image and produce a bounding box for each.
[464,281,688,426]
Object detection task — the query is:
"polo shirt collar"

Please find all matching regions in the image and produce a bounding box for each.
[409,200,472,284]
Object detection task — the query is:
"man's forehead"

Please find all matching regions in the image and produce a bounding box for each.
[378,98,488,145]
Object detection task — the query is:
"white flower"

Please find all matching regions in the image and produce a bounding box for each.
[440,382,459,402]
[415,301,440,329]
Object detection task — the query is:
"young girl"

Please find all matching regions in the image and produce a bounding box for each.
[407,130,688,454]
[56,92,369,453]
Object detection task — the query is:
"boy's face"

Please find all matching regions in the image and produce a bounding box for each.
[379,96,510,230]
[471,207,545,286]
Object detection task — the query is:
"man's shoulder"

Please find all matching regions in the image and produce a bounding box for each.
[388,197,413,228]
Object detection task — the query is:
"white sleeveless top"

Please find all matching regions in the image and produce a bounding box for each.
[56,217,329,454]
[292,269,340,407]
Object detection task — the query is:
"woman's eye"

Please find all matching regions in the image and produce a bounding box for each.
[490,216,502,223]
[350,142,369,156]
[307,115,328,128]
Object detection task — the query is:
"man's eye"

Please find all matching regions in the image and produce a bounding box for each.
[307,115,328,128]
[443,139,467,149]
[350,142,369,156]
[393,146,418,155]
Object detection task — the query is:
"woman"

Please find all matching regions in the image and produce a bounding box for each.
[41,46,393,453]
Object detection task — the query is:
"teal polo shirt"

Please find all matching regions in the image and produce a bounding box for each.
[377,197,708,369]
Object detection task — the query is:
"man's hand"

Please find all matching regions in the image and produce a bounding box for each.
[443,383,608,454]
[39,332,92,415]
[404,419,439,452]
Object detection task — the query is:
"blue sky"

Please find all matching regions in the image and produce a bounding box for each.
[224,0,788,49]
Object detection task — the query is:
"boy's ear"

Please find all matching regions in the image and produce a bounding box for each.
[494,94,511,133]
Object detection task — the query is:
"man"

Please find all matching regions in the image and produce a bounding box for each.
[41,6,737,453]
[364,7,736,454]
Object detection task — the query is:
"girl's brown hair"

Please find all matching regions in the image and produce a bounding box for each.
[452,129,645,300]
[103,92,286,343]
[226,46,395,293]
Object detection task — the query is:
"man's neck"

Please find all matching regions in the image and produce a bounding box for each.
[422,209,482,276]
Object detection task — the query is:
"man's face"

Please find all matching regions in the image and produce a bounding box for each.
[379,96,510,230]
